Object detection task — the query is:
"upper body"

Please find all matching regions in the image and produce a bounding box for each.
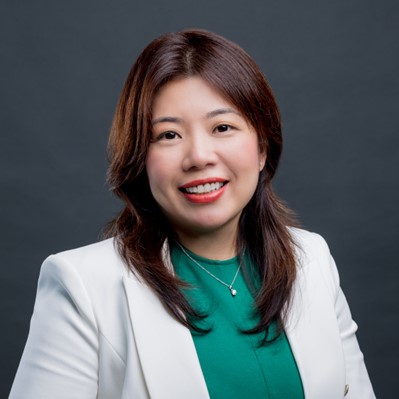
[9,228,375,399]
[10,29,376,399]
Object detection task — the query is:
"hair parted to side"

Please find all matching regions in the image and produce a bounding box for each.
[105,29,298,338]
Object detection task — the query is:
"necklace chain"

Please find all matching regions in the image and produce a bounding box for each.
[176,242,241,297]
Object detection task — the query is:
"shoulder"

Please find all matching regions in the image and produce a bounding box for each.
[47,238,121,266]
[289,227,340,294]
[289,227,331,262]
[39,238,129,296]
[36,238,134,336]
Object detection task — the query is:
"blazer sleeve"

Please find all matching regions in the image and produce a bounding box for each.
[9,255,99,399]
[317,234,376,399]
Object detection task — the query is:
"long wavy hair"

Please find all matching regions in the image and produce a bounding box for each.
[105,29,297,337]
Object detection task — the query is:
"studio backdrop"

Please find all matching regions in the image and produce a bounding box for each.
[1,0,398,397]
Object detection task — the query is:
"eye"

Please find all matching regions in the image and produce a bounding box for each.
[214,124,233,133]
[154,131,181,141]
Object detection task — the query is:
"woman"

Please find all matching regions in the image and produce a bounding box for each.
[10,29,375,398]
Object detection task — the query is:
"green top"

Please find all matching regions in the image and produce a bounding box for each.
[171,243,304,399]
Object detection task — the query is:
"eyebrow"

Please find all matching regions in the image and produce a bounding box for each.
[152,108,241,126]
[152,116,183,125]
[206,108,241,119]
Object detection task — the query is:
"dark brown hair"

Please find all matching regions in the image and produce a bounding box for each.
[106,29,297,337]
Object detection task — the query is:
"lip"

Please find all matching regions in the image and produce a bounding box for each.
[179,177,226,189]
[178,177,228,204]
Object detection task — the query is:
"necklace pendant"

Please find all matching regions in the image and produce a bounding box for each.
[176,241,241,298]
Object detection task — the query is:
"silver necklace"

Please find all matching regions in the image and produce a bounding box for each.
[176,242,241,297]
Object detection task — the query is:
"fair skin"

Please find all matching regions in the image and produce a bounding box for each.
[146,77,266,259]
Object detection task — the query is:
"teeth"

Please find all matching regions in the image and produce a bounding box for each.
[185,182,224,194]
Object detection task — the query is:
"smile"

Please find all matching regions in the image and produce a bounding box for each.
[180,181,225,194]
[179,178,228,203]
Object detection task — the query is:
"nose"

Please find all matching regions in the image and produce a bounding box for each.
[182,132,218,171]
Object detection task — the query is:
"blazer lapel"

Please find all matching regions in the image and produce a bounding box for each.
[285,266,312,398]
[285,262,345,399]
[123,275,210,399]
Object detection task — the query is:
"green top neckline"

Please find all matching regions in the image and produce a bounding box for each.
[174,242,239,266]
[171,242,305,399]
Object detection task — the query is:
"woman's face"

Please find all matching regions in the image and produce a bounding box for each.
[146,76,265,243]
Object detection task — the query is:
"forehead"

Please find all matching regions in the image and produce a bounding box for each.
[152,76,236,116]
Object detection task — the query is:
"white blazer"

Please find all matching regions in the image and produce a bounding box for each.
[9,229,375,398]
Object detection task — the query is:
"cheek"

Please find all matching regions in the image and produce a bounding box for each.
[145,151,163,191]
[145,150,175,194]
[231,137,263,168]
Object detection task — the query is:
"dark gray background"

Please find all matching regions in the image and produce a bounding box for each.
[1,0,398,397]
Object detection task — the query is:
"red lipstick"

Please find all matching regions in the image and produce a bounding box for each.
[179,177,226,189]
[179,178,228,204]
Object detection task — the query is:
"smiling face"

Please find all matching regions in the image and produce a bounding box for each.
[146,77,266,250]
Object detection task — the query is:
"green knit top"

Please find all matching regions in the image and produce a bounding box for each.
[171,243,304,399]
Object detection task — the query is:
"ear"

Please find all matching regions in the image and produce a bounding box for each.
[259,151,266,172]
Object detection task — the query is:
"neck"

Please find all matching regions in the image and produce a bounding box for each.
[174,226,238,260]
